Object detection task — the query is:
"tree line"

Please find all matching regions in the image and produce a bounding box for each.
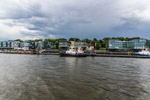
[14,37,145,50]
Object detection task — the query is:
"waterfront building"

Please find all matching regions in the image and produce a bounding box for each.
[107,39,148,51]
[44,42,53,50]
[59,40,88,50]
[38,41,44,50]
[59,41,71,50]
[7,41,11,48]
[0,42,2,47]
[28,41,36,50]
[0,40,54,51]
[21,41,54,50]
[71,41,88,50]
[87,44,95,54]
[37,41,54,50]
[22,42,30,50]
[0,41,14,50]
[11,41,22,50]
[88,44,95,51]
[3,41,7,48]
[22,41,37,50]
[108,40,129,49]
[129,39,148,49]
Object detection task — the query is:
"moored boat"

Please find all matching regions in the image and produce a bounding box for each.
[60,47,87,57]
[137,48,150,56]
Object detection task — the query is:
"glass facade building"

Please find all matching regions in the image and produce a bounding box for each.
[0,42,2,47]
[3,42,7,47]
[0,41,12,48]
[0,40,53,50]
[23,42,30,47]
[36,41,53,50]
[108,39,148,51]
[108,40,129,49]
[129,40,147,49]
[7,42,11,48]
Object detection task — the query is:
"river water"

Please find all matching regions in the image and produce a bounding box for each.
[0,54,150,100]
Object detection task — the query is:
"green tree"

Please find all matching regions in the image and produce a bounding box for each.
[57,38,67,41]
[44,39,55,42]
[15,39,23,42]
[82,38,92,43]
[54,41,59,49]
[35,39,42,42]
[69,38,80,41]
[93,38,98,41]
[101,37,111,48]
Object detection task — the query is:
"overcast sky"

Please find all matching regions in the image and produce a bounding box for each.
[0,0,150,40]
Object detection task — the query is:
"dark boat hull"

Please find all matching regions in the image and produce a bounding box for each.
[60,53,87,57]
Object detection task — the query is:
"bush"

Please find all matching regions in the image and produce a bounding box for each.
[100,48,106,50]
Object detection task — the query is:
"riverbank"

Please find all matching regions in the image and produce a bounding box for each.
[1,50,150,58]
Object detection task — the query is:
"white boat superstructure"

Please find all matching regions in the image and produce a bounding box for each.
[66,47,84,54]
[138,48,150,56]
[60,46,87,57]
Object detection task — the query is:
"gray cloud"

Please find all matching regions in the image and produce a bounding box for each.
[0,0,150,40]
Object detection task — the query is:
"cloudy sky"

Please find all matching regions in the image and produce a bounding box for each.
[0,0,150,40]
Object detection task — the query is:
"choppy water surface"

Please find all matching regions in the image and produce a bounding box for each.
[0,54,150,100]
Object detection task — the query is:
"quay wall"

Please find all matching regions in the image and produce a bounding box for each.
[1,49,134,56]
[87,50,133,55]
[2,49,150,58]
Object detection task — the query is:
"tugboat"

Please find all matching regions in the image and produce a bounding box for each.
[60,47,87,57]
[137,48,150,56]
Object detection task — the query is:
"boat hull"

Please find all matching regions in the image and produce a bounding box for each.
[139,54,150,56]
[59,53,87,57]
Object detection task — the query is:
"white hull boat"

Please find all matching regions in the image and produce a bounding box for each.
[60,47,87,57]
[138,48,150,56]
